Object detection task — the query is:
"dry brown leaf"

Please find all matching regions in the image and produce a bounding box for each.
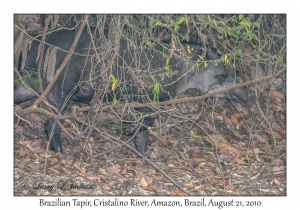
[28,163,40,169]
[197,161,206,168]
[153,176,164,181]
[185,183,195,189]
[253,134,267,143]
[139,177,149,188]
[145,185,163,193]
[148,168,156,175]
[144,187,155,193]
[230,115,238,125]
[203,134,241,157]
[98,168,107,176]
[137,172,153,187]
[77,172,86,176]
[89,136,94,143]
[86,176,100,181]
[246,148,261,157]
[214,115,224,121]
[265,128,282,138]
[167,139,177,147]
[167,164,176,168]
[170,189,184,196]
[232,112,246,119]
[209,175,222,179]
[28,140,46,154]
[120,162,128,175]
[224,116,233,129]
[68,189,76,194]
[273,178,280,186]
[244,72,251,81]
[273,126,286,136]
[18,140,32,146]
[270,91,284,99]
[135,160,142,165]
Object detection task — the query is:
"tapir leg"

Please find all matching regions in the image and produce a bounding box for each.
[133,116,155,155]
[44,118,63,153]
[133,129,149,155]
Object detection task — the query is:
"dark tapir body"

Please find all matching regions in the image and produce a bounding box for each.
[14,26,247,154]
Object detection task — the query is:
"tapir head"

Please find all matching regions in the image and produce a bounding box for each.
[176,47,248,102]
[198,64,248,102]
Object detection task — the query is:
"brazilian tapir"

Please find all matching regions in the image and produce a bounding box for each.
[14,26,248,154]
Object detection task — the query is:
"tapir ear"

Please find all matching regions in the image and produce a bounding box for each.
[206,47,220,60]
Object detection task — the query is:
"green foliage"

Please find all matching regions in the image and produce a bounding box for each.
[174,15,188,32]
[155,21,162,26]
[198,54,208,68]
[113,93,118,105]
[15,78,21,86]
[23,67,36,79]
[145,40,151,47]
[110,74,119,104]
[22,67,39,89]
[150,76,160,102]
[165,58,171,72]
[222,54,232,68]
[14,23,24,29]
[229,15,260,44]
[272,55,286,68]
[172,34,178,45]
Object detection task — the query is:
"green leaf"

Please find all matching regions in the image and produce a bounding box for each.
[153,84,160,94]
[113,93,118,105]
[229,51,236,57]
[33,78,39,89]
[238,14,244,21]
[15,78,21,86]
[174,24,179,31]
[176,15,186,26]
[166,58,170,66]
[150,75,156,83]
[231,17,237,23]
[237,51,243,59]
[155,21,162,26]
[113,98,118,105]
[198,55,205,61]
[110,74,118,83]
[230,38,237,44]
[203,61,208,68]
[254,53,261,59]
[252,33,259,41]
[151,76,160,102]
[146,40,151,47]
[213,20,217,26]
[207,15,211,21]
[172,34,178,45]
[165,65,171,72]
[253,22,260,29]
[24,69,30,79]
